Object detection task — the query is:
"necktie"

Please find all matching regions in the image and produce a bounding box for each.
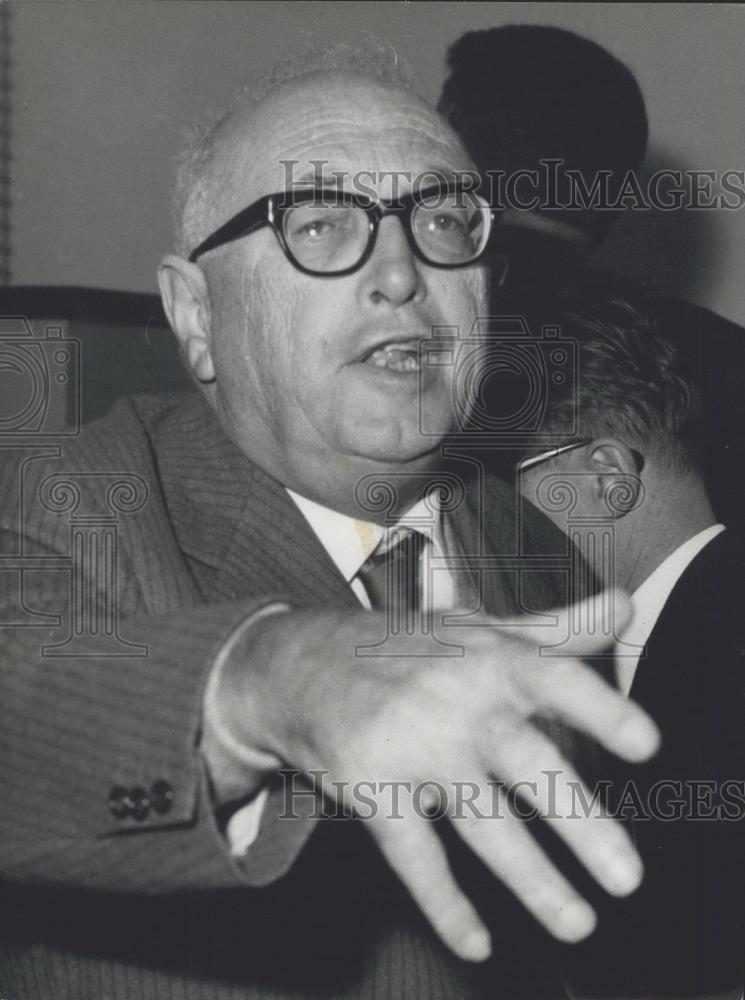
[357,528,426,632]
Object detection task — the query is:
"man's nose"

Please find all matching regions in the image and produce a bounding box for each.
[362,215,422,306]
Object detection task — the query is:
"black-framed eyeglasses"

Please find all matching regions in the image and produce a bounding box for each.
[516,438,645,474]
[188,183,498,275]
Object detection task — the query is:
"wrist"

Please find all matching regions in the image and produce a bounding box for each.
[201,603,290,801]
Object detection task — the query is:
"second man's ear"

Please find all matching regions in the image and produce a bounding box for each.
[589,439,643,516]
[589,440,638,478]
[157,255,216,383]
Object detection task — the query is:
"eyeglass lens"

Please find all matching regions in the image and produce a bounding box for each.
[282,191,489,272]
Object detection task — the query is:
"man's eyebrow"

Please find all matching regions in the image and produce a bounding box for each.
[288,166,350,187]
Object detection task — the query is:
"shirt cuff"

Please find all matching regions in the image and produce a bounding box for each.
[226,787,271,856]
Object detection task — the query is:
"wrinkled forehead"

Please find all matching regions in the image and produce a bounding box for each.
[211,73,475,210]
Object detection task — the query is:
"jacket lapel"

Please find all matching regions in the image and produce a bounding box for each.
[216,463,359,608]
[153,394,357,609]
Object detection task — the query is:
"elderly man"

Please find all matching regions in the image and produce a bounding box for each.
[0,48,658,999]
[517,287,744,998]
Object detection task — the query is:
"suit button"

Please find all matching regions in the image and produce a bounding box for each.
[108,785,130,820]
[129,786,150,822]
[150,779,174,815]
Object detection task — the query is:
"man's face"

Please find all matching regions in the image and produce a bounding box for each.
[196,74,487,502]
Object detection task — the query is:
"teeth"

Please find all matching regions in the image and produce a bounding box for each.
[367,343,421,373]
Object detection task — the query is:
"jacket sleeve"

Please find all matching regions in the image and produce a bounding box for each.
[0,444,315,894]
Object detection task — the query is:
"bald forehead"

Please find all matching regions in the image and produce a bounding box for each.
[207,72,473,215]
[252,73,460,152]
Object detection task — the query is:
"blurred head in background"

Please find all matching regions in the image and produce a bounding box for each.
[438,25,649,288]
[517,285,714,593]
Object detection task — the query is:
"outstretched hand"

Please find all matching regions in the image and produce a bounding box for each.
[215,590,660,961]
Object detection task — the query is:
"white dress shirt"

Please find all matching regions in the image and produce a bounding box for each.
[614,524,725,697]
[287,488,458,611]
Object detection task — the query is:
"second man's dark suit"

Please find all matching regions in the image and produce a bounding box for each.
[564,530,745,998]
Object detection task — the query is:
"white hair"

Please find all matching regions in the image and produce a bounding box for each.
[173,37,416,257]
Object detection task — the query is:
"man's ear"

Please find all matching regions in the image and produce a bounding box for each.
[589,438,642,516]
[157,256,215,383]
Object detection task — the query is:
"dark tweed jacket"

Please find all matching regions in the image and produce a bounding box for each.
[0,392,573,1000]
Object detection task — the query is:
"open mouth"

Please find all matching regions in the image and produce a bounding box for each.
[361,340,422,373]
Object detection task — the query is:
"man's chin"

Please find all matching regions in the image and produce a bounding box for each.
[342,426,450,469]
[279,429,449,519]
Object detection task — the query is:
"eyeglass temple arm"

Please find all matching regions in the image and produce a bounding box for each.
[188,201,268,263]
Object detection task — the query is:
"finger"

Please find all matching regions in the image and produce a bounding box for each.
[494,589,632,658]
[522,657,660,762]
[367,807,492,962]
[447,782,598,942]
[480,718,644,898]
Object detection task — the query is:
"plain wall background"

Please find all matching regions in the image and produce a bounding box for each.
[10,1,745,323]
